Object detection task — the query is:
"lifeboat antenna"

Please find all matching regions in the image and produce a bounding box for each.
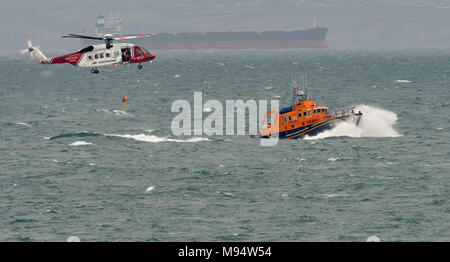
[304,70,308,98]
[292,74,298,105]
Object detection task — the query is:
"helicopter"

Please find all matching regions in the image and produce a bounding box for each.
[19,33,156,73]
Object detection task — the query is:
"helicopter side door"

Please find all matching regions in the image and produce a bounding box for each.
[121,47,132,63]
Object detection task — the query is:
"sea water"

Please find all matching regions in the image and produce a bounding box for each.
[0,49,449,241]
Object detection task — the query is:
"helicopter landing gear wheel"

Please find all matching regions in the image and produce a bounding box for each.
[138,64,142,69]
[91,69,99,74]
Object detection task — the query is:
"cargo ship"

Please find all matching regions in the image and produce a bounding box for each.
[84,12,327,50]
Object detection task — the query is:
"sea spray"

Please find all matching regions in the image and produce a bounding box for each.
[304,105,401,140]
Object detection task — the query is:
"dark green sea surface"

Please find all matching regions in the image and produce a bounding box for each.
[0,49,448,241]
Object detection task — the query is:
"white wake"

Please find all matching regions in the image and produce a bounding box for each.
[304,105,401,140]
[106,133,210,143]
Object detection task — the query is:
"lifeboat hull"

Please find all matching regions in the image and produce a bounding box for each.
[271,114,360,139]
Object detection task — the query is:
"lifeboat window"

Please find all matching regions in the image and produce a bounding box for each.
[298,112,302,118]
[303,112,307,117]
[284,117,287,122]
[288,116,291,121]
[308,109,312,115]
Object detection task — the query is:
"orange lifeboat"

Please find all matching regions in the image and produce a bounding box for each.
[260,80,362,139]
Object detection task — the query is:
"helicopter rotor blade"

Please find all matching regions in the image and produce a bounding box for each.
[19,49,28,56]
[62,34,103,40]
[26,38,32,48]
[113,34,156,41]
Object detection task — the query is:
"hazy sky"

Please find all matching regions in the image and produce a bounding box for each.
[2,0,450,53]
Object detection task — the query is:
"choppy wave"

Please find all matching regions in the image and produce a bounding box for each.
[69,141,94,146]
[49,131,102,140]
[48,130,209,143]
[112,110,135,117]
[16,122,32,127]
[304,105,401,140]
[107,133,210,143]
[96,108,135,117]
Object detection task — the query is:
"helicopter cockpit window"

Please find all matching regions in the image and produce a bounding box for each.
[135,47,144,56]
[99,53,104,59]
[94,54,98,59]
[106,53,110,58]
[88,55,92,60]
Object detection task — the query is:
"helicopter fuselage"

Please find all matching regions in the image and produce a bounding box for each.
[43,43,155,68]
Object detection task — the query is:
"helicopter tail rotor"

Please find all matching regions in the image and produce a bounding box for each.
[19,38,49,63]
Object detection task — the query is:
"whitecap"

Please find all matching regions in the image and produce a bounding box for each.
[394,80,411,83]
[112,110,135,117]
[367,236,381,242]
[69,141,93,146]
[106,133,209,143]
[174,74,180,78]
[16,122,32,127]
[327,158,339,162]
[321,193,350,199]
[67,236,81,242]
[146,186,155,192]
[264,86,275,90]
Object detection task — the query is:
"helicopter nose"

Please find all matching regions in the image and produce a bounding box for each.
[146,54,156,61]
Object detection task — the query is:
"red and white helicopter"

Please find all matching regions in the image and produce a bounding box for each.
[19,34,156,73]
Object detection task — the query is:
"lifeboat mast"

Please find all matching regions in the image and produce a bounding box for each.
[292,72,308,105]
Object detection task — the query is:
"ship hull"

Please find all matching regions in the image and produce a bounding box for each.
[270,114,359,139]
[137,40,326,50]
